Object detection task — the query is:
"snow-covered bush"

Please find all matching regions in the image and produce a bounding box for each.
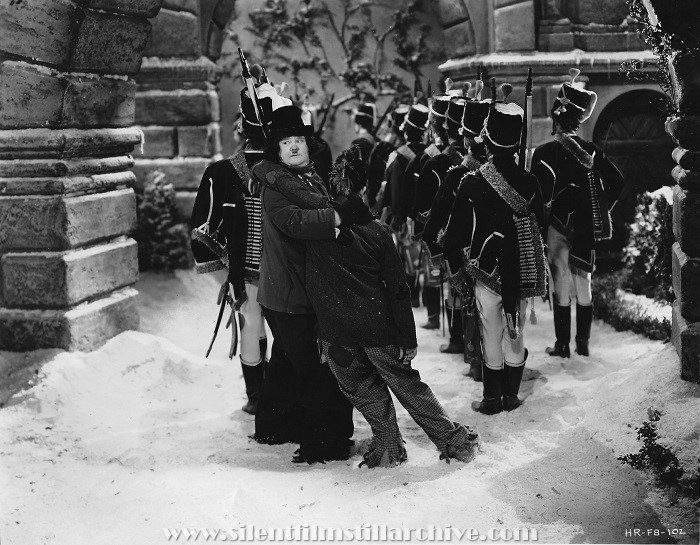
[134,171,192,271]
[623,188,674,303]
[593,272,671,342]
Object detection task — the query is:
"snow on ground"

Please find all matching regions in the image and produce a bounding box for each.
[1,269,698,545]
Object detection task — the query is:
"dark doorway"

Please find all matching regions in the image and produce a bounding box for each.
[592,89,675,267]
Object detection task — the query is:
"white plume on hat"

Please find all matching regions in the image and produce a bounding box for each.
[256,83,292,111]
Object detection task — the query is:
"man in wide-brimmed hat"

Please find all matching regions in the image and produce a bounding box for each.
[531,69,625,359]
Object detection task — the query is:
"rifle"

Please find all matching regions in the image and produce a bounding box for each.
[370,96,398,139]
[315,93,335,139]
[238,48,269,142]
[519,67,533,171]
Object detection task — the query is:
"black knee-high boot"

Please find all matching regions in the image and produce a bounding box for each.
[241,361,264,415]
[546,304,571,358]
[472,365,503,415]
[421,286,440,329]
[575,304,593,356]
[503,349,528,411]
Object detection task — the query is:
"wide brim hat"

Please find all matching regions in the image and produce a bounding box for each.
[478,102,524,149]
[462,99,491,136]
[354,102,377,125]
[399,103,430,131]
[446,97,468,129]
[269,105,313,139]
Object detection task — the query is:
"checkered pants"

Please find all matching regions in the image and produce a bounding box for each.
[321,341,473,462]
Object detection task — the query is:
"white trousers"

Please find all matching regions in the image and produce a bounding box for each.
[547,226,592,307]
[239,279,267,366]
[474,280,528,370]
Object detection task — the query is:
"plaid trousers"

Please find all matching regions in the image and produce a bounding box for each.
[322,341,474,463]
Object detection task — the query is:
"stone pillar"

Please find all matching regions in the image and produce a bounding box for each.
[639,0,700,383]
[0,0,163,351]
[493,0,535,52]
[132,0,235,221]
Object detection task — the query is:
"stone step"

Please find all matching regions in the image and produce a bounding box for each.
[0,128,142,159]
[0,188,136,251]
[0,287,139,351]
[2,238,138,309]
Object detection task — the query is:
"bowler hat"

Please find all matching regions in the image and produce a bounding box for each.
[269,105,313,139]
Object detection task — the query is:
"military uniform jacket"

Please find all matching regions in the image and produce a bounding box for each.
[405,142,443,232]
[412,145,465,231]
[422,152,483,257]
[442,159,547,336]
[190,151,263,300]
[531,134,624,273]
[383,142,425,229]
[366,140,396,207]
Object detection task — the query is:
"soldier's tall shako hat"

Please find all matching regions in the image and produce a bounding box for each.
[429,95,450,123]
[445,97,468,131]
[269,105,313,139]
[240,82,291,138]
[390,104,410,135]
[400,103,430,131]
[480,102,524,150]
[353,102,377,126]
[551,68,597,123]
[462,99,491,136]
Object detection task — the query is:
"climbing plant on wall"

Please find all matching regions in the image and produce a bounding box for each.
[237,0,443,118]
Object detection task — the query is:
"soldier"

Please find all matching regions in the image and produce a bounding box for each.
[351,100,377,166]
[300,95,333,189]
[413,95,469,352]
[531,69,624,358]
[379,103,430,305]
[189,84,285,415]
[404,91,451,330]
[442,97,547,415]
[420,82,491,368]
[366,104,410,209]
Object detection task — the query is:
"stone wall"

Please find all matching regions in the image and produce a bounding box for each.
[0,0,163,351]
[131,0,235,221]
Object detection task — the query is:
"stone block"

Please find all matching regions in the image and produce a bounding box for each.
[135,90,218,126]
[137,127,177,158]
[539,32,574,52]
[672,165,700,192]
[443,21,477,57]
[672,242,700,322]
[72,0,161,18]
[132,157,212,192]
[162,0,199,14]
[0,287,139,351]
[567,0,629,25]
[666,116,700,151]
[437,0,469,27]
[0,62,65,129]
[212,0,236,29]
[0,128,142,160]
[63,77,136,128]
[143,8,200,58]
[504,86,546,117]
[70,9,152,75]
[673,185,700,257]
[573,32,646,52]
[0,0,81,69]
[673,147,700,171]
[0,156,134,178]
[0,171,135,196]
[0,189,136,251]
[530,117,552,148]
[671,301,700,384]
[206,22,225,60]
[2,238,138,308]
[175,191,197,222]
[494,2,535,52]
[177,124,221,157]
[136,57,222,87]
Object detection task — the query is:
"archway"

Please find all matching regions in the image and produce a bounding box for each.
[592,89,675,264]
